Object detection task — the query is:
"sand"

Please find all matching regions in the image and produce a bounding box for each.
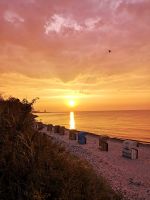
[43,128,150,200]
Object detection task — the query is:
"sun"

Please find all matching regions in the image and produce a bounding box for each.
[68,99,76,107]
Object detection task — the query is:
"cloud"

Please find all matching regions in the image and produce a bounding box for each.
[44,14,103,34]
[0,0,150,85]
[3,10,24,24]
[44,14,82,34]
[84,17,101,30]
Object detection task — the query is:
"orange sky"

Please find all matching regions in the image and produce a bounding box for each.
[0,0,150,111]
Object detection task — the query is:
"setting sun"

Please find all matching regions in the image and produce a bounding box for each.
[68,100,76,107]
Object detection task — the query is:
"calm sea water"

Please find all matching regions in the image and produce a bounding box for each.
[37,110,150,143]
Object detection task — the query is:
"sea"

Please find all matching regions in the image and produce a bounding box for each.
[37,110,150,143]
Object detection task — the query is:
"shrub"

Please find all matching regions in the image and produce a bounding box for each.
[0,97,122,200]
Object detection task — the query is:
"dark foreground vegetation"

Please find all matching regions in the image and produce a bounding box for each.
[0,97,122,200]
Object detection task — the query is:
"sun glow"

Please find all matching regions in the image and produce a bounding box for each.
[68,99,76,107]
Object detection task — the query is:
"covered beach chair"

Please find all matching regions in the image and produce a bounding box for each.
[37,122,44,130]
[59,126,65,135]
[69,129,77,140]
[99,135,109,151]
[53,125,60,134]
[122,140,138,160]
[78,131,86,144]
[47,124,53,132]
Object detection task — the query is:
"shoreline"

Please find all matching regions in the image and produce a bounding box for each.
[57,127,150,147]
[41,124,150,200]
[85,131,150,147]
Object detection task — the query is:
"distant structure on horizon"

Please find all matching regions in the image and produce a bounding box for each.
[33,110,52,113]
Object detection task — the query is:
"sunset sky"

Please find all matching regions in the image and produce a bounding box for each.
[0,0,150,111]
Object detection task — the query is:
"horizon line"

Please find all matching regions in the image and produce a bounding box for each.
[34,109,150,113]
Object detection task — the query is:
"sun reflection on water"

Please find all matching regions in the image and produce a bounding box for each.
[70,111,75,129]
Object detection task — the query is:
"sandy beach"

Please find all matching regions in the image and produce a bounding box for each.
[43,127,150,200]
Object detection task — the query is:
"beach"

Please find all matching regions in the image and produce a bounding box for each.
[43,127,150,200]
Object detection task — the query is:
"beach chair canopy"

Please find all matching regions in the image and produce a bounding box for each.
[78,131,86,137]
[123,140,138,149]
[99,135,109,142]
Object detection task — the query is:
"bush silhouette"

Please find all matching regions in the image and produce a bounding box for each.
[0,97,122,200]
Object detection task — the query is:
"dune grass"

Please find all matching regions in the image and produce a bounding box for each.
[0,97,123,200]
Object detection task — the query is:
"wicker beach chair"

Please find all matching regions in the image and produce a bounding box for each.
[99,135,109,151]
[54,125,60,134]
[47,124,53,132]
[69,129,77,140]
[122,140,138,160]
[78,132,86,144]
[59,126,65,135]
